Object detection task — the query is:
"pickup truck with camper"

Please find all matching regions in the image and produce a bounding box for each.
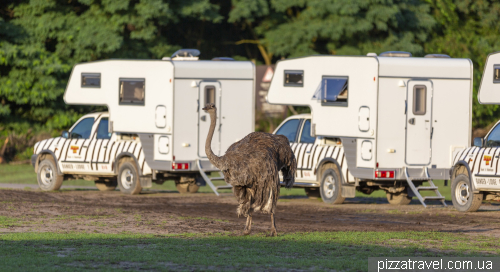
[31,49,255,194]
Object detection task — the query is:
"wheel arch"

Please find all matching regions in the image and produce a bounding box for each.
[451,161,477,193]
[114,152,143,176]
[34,151,63,176]
[315,158,346,184]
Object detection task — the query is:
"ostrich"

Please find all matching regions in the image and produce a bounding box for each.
[203,103,296,236]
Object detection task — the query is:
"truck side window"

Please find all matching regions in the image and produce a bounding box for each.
[276,119,301,142]
[96,118,111,140]
[486,124,500,147]
[119,78,145,105]
[205,85,216,105]
[70,118,95,139]
[299,120,315,143]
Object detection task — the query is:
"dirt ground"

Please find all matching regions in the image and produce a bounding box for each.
[1,189,500,237]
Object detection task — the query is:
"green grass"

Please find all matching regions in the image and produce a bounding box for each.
[0,231,497,271]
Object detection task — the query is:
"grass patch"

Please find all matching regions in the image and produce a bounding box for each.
[0,231,497,271]
[0,216,21,228]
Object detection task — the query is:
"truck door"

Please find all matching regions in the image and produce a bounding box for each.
[198,81,221,157]
[406,81,433,165]
[61,116,96,172]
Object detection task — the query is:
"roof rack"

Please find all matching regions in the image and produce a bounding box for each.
[424,54,450,58]
[170,49,200,61]
[379,51,412,57]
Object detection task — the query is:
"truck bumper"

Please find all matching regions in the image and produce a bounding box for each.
[31,154,38,168]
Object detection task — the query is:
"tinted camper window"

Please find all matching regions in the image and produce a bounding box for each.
[413,85,426,115]
[119,78,145,105]
[82,73,101,88]
[312,76,348,106]
[284,70,304,87]
[494,65,500,83]
[205,85,216,105]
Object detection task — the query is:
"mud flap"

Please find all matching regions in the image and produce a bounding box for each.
[140,176,152,188]
[341,185,356,198]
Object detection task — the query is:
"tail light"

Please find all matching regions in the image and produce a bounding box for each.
[375,170,395,178]
[172,163,190,170]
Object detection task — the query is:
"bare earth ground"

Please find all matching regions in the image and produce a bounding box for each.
[1,189,500,237]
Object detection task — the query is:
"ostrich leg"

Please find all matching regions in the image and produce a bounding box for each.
[270,213,277,237]
[243,214,252,235]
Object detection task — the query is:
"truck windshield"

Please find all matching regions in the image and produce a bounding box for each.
[486,124,500,147]
[70,118,95,139]
[276,119,301,142]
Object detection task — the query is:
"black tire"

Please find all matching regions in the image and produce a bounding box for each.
[304,187,321,199]
[176,183,200,194]
[386,191,412,205]
[95,180,117,191]
[37,157,64,191]
[451,174,483,212]
[117,160,142,195]
[319,165,345,204]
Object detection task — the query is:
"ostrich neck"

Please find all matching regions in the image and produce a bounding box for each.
[205,110,223,169]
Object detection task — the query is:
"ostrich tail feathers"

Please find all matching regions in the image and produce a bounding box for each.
[282,146,297,189]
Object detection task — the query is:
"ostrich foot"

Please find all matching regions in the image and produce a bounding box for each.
[268,213,278,237]
[268,229,278,237]
[243,215,252,235]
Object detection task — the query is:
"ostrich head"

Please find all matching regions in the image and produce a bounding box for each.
[202,103,216,112]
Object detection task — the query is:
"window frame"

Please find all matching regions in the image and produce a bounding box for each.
[118,78,146,106]
[204,85,216,105]
[96,117,111,140]
[320,76,349,107]
[81,73,101,88]
[412,85,427,115]
[494,64,500,83]
[298,119,316,144]
[284,70,304,87]
[485,121,500,147]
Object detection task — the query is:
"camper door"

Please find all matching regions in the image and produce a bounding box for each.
[198,82,221,157]
[406,81,433,165]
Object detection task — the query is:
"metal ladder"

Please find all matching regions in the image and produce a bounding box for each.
[196,160,232,196]
[404,167,446,208]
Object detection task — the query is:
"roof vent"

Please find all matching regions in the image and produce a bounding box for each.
[366,52,377,57]
[424,54,450,58]
[212,57,234,61]
[171,49,200,61]
[379,51,412,57]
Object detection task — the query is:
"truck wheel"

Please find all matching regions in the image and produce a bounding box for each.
[117,160,142,195]
[386,191,412,205]
[304,188,320,199]
[95,180,117,191]
[37,157,63,191]
[319,165,345,204]
[176,183,200,194]
[451,174,482,212]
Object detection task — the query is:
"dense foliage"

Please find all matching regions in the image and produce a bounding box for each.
[1,0,499,159]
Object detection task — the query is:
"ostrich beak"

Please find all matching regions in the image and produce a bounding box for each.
[202,106,208,111]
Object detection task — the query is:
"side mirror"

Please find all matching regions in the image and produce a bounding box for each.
[473,137,484,147]
[62,131,69,139]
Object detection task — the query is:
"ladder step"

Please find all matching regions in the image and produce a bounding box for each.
[216,185,233,190]
[423,196,445,201]
[211,177,225,181]
[417,186,438,191]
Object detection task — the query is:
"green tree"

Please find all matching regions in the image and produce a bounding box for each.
[425,0,500,128]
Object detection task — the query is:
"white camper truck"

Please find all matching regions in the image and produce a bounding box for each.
[449,51,500,211]
[268,52,473,207]
[31,50,255,195]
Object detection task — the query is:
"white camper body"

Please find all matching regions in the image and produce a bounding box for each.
[268,54,473,206]
[32,56,255,194]
[449,51,500,211]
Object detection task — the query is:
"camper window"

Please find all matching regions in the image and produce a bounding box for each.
[81,73,101,88]
[494,65,500,83]
[317,76,348,106]
[205,85,216,105]
[276,119,301,142]
[413,85,426,115]
[119,78,145,105]
[284,70,304,87]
